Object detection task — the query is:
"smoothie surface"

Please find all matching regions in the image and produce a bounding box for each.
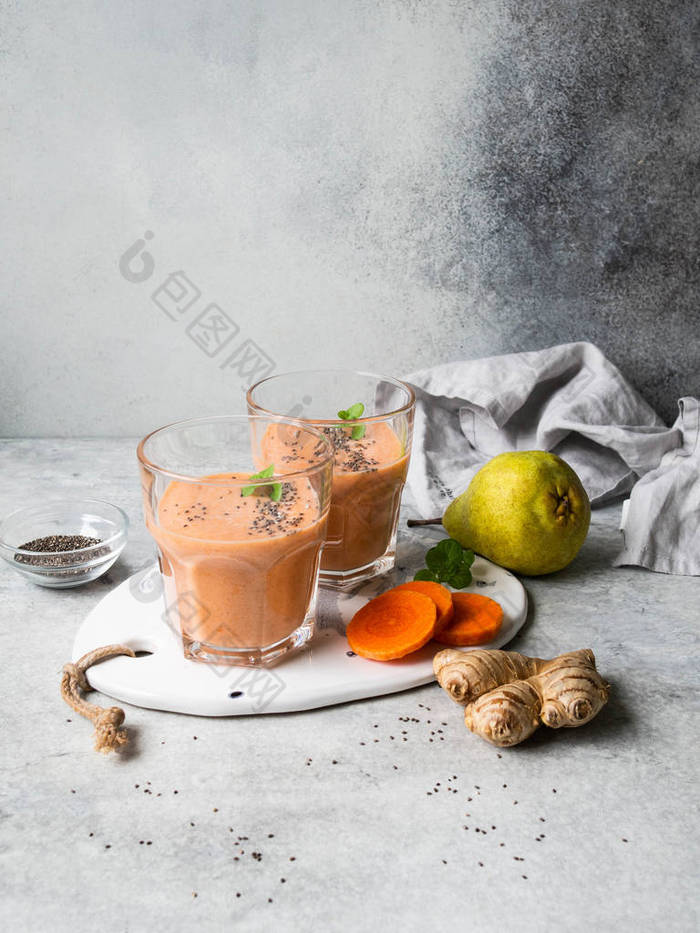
[157,472,321,540]
[261,421,405,474]
[324,421,405,473]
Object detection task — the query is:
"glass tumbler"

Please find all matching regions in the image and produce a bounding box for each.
[137,415,333,667]
[247,370,415,588]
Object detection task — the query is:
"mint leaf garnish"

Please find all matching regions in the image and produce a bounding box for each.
[337,402,366,440]
[414,538,475,589]
[414,568,439,583]
[241,464,282,501]
[425,548,444,573]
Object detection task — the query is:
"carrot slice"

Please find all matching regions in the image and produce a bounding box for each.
[346,590,437,661]
[435,593,504,647]
[393,581,454,633]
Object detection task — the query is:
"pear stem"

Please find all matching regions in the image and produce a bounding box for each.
[407,517,442,527]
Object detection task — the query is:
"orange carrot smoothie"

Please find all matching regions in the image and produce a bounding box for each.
[150,473,327,655]
[247,370,415,586]
[321,421,408,572]
[261,421,408,573]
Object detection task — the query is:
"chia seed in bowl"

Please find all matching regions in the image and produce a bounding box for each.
[14,534,110,578]
[0,500,128,588]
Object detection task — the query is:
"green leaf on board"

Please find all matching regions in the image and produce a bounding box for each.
[413,537,475,589]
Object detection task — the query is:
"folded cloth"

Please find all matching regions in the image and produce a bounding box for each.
[404,342,699,575]
[614,397,699,575]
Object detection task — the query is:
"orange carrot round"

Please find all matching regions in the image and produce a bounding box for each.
[435,592,504,647]
[346,590,437,661]
[393,581,454,633]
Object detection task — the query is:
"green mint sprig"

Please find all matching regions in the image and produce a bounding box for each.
[337,402,366,440]
[414,538,475,589]
[241,464,282,502]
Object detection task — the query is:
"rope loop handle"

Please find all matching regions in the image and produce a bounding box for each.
[61,645,135,753]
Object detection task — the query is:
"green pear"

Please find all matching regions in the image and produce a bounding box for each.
[443,451,590,576]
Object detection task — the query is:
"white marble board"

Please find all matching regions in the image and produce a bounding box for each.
[72,556,527,716]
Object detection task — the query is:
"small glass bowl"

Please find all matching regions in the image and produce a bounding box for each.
[0,498,128,588]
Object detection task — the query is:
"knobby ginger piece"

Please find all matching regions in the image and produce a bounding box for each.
[434,647,609,747]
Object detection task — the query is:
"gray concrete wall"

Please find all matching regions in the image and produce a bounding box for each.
[2,0,698,436]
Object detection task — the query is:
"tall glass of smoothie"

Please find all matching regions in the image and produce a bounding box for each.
[137,415,333,666]
[247,371,415,589]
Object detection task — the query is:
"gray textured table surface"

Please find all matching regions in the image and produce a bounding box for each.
[1,439,698,932]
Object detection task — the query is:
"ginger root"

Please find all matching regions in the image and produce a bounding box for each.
[434,647,609,747]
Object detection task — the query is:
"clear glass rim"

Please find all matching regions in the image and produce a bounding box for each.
[246,369,416,425]
[0,497,129,558]
[136,413,334,486]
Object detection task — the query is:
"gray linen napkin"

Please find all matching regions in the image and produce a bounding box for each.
[404,342,699,575]
[614,397,699,575]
